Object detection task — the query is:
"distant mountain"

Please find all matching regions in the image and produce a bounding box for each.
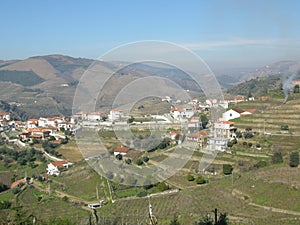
[238,60,300,82]
[0,54,299,118]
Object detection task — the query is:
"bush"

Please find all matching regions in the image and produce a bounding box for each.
[248,142,253,148]
[135,158,144,166]
[254,160,267,169]
[235,131,242,138]
[272,150,283,164]
[143,156,149,163]
[125,158,132,164]
[244,132,254,139]
[137,191,148,197]
[280,125,289,131]
[187,174,195,181]
[156,182,169,192]
[289,151,299,167]
[115,154,123,160]
[196,176,206,185]
[223,164,233,175]
[0,200,11,209]
[227,141,233,148]
[12,187,21,195]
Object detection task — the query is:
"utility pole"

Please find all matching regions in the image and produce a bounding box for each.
[214,208,218,225]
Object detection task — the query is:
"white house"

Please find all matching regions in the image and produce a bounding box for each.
[170,105,194,120]
[214,121,236,138]
[188,116,202,133]
[222,108,244,121]
[47,160,69,176]
[108,109,123,121]
[26,119,38,129]
[85,112,105,121]
[57,121,75,131]
[114,147,129,156]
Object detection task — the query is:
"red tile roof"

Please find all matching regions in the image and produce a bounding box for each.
[51,160,68,168]
[232,108,245,114]
[114,147,129,153]
[187,131,208,138]
[10,178,26,189]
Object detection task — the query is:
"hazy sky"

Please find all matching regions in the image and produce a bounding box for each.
[1,0,300,71]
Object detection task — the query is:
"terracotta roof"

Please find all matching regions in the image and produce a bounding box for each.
[51,160,68,168]
[170,130,182,135]
[27,127,51,133]
[29,135,42,139]
[114,147,129,153]
[187,131,208,138]
[216,121,235,125]
[10,178,26,189]
[232,108,245,113]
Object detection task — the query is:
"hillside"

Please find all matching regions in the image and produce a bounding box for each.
[0,55,299,118]
[227,74,282,97]
[238,60,300,82]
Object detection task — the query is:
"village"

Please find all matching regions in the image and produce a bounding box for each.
[0,94,256,183]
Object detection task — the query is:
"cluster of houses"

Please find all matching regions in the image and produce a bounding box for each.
[168,94,256,152]
[17,116,75,143]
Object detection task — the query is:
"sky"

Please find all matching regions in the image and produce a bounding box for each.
[1,0,300,72]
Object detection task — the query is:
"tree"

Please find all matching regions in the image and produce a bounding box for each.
[125,158,132,164]
[223,164,233,175]
[0,182,8,192]
[143,156,149,163]
[247,142,253,148]
[272,150,283,164]
[244,132,253,139]
[200,114,209,129]
[169,215,180,225]
[157,182,169,192]
[135,158,144,166]
[227,141,233,148]
[289,151,299,167]
[196,176,206,185]
[235,131,243,139]
[187,174,195,181]
[127,116,134,124]
[115,153,123,160]
[195,212,228,225]
[294,84,300,93]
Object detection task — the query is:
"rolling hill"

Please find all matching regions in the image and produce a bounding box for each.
[0,55,299,118]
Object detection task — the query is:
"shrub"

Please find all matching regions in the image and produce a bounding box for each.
[290,151,299,167]
[196,176,206,185]
[115,154,123,160]
[137,191,148,197]
[0,201,11,209]
[143,156,149,163]
[125,158,132,164]
[272,150,283,164]
[254,160,267,169]
[187,174,195,181]
[156,182,169,192]
[135,158,144,166]
[223,164,233,175]
[12,187,21,195]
